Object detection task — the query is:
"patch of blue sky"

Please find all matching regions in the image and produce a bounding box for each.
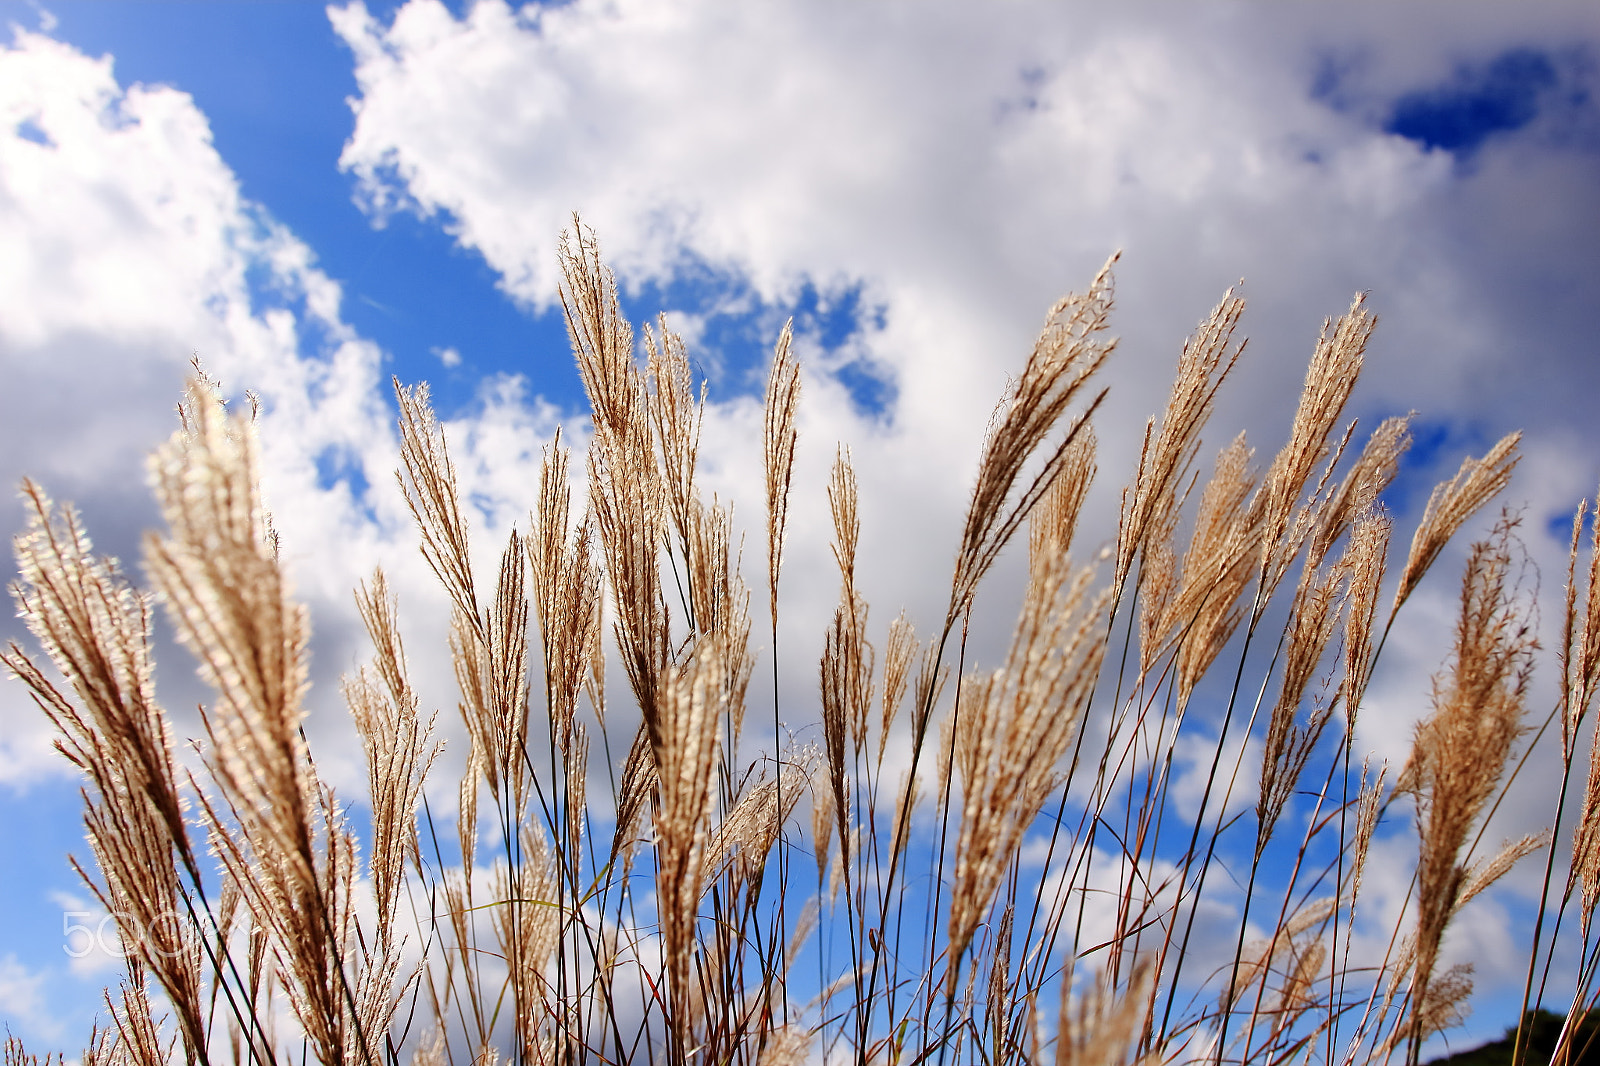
[622,256,891,417]
[14,114,50,146]
[1546,508,1585,547]
[618,255,770,395]
[1390,416,1455,513]
[0,776,104,1039]
[1307,49,1358,114]
[312,442,372,502]
[320,205,581,416]
[789,279,895,419]
[1313,43,1597,161]
[0,779,88,956]
[1386,48,1561,155]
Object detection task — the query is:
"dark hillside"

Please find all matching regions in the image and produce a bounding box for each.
[1428,1011,1600,1066]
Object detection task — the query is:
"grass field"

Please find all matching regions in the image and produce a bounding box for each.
[7,224,1596,1066]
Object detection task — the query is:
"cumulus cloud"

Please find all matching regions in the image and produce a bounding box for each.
[331,0,1595,435]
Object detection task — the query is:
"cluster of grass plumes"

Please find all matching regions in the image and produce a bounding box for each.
[11,221,1600,1066]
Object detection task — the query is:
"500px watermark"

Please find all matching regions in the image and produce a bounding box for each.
[62,910,218,959]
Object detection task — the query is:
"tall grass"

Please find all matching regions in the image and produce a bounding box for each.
[6,223,1598,1066]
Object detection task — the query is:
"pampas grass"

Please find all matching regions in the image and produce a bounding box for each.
[7,220,1594,1066]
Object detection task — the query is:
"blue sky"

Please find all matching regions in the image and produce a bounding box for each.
[1,0,1598,1056]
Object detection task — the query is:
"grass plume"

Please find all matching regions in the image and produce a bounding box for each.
[9,224,1586,1066]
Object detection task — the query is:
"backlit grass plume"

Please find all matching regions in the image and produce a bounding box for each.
[11,220,1596,1066]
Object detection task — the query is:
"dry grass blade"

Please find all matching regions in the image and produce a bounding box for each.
[610,724,658,882]
[348,569,441,947]
[810,758,836,887]
[1458,832,1545,909]
[145,383,311,832]
[1561,490,1600,768]
[3,481,208,1064]
[686,496,735,642]
[105,968,171,1066]
[887,773,919,871]
[147,379,387,1066]
[394,380,478,623]
[1,1035,47,1066]
[448,530,533,805]
[488,532,533,805]
[1380,965,1475,1061]
[529,432,604,753]
[1256,553,1343,855]
[650,636,733,1049]
[755,1025,813,1066]
[988,903,1017,1061]
[1136,490,1180,682]
[764,319,801,630]
[1116,287,1246,596]
[820,602,868,890]
[821,449,874,896]
[1056,959,1156,1066]
[1222,898,1333,1018]
[1169,434,1259,701]
[559,217,637,444]
[564,229,673,729]
[1255,294,1375,607]
[1281,940,1328,1018]
[563,720,589,871]
[1309,415,1411,569]
[702,757,812,894]
[947,550,1108,986]
[824,448,874,754]
[1348,760,1387,921]
[1341,512,1391,729]
[949,255,1116,621]
[686,495,754,739]
[1399,519,1534,1043]
[1392,432,1521,617]
[1033,422,1098,580]
[589,428,670,716]
[1576,723,1600,932]
[647,315,707,567]
[494,829,562,1059]
[879,611,917,763]
[4,481,190,864]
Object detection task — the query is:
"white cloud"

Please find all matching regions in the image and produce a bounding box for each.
[0,953,59,1045]
[48,891,121,981]
[329,0,1600,689]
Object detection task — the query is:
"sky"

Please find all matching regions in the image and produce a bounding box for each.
[0,0,1598,1056]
